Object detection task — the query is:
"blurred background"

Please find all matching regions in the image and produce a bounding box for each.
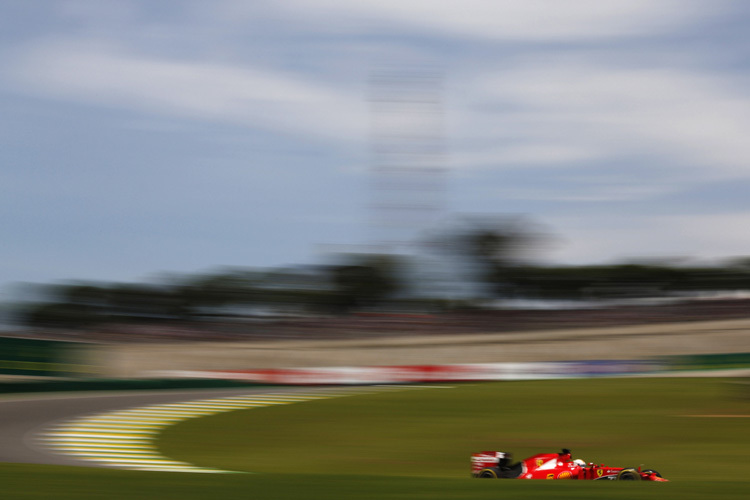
[1,1,750,378]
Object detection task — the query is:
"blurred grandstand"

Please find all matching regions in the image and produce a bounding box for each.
[3,292,749,344]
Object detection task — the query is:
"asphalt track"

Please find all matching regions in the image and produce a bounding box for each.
[0,387,302,467]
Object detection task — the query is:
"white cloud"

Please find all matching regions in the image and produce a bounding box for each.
[450,143,602,171]
[548,211,750,264]
[5,3,744,181]
[493,183,677,203]
[5,40,365,141]
[250,0,718,41]
[455,59,750,181]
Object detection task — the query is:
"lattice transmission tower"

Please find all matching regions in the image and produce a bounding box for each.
[367,70,447,255]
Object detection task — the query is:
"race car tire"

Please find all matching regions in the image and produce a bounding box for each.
[477,468,499,478]
[616,469,641,481]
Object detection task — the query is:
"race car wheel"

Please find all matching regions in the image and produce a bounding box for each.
[477,468,499,478]
[617,469,641,481]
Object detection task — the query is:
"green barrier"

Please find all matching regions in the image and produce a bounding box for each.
[0,378,270,395]
[0,337,92,376]
[666,352,750,371]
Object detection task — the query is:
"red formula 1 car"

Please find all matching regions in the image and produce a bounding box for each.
[471,449,667,481]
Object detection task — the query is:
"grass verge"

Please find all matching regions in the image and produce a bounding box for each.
[2,377,749,499]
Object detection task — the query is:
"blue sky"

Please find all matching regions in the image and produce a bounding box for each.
[2,0,750,296]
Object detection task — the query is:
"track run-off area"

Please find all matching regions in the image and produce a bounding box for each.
[3,385,449,473]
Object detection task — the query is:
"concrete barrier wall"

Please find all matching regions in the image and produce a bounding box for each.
[152,359,670,385]
[86,318,750,378]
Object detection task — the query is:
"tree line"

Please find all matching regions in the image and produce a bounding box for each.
[10,217,750,329]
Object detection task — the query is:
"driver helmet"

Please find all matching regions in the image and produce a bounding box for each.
[496,452,512,466]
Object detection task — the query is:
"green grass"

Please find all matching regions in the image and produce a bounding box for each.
[0,464,749,500]
[2,377,749,499]
[159,378,750,480]
[1,464,747,500]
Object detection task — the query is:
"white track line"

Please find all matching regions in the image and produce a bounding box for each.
[38,385,446,473]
